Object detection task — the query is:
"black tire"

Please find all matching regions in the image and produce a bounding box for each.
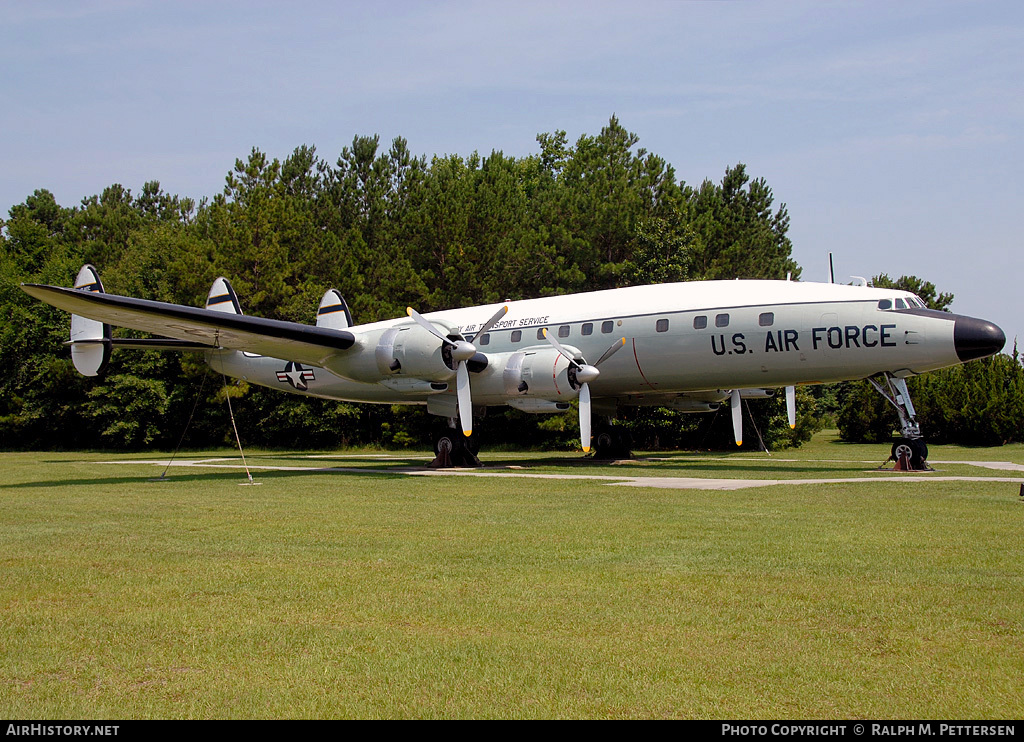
[892,439,928,469]
[434,432,457,457]
[910,438,928,468]
[594,431,615,459]
[594,427,633,460]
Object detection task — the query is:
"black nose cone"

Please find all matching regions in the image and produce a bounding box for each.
[954,315,1006,362]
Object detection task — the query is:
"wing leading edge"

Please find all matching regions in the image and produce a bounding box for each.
[21,283,356,366]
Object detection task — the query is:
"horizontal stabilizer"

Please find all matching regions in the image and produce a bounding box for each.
[66,337,214,352]
[22,283,356,366]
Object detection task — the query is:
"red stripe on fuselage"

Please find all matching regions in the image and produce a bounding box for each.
[632,338,657,389]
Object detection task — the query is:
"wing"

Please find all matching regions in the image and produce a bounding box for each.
[21,284,356,366]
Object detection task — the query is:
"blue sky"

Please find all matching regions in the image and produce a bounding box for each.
[2,0,1021,346]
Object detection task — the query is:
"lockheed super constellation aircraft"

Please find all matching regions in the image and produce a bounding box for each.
[21,265,1005,467]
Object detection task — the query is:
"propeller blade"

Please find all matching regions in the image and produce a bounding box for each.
[541,328,580,368]
[407,307,454,346]
[786,385,796,429]
[475,304,509,339]
[730,389,743,446]
[593,337,627,367]
[579,383,592,453]
[456,362,472,436]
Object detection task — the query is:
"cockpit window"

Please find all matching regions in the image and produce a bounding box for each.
[879,297,924,310]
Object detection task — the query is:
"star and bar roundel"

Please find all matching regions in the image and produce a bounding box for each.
[276,361,316,391]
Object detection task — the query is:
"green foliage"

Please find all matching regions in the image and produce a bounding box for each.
[687,164,800,281]
[836,380,895,444]
[1,118,814,452]
[912,350,1024,445]
[621,385,823,453]
[838,353,1024,446]
[84,374,170,447]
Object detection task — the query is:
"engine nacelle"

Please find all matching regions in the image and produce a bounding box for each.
[451,346,579,406]
[502,346,579,401]
[379,325,458,381]
[323,322,456,383]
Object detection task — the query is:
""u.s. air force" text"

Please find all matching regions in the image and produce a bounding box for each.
[712,324,898,356]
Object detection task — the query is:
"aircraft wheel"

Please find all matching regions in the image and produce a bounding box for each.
[594,431,614,459]
[434,432,457,457]
[432,429,481,467]
[892,439,928,469]
[594,427,633,460]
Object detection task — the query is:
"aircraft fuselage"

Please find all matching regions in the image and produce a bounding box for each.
[206,280,1004,411]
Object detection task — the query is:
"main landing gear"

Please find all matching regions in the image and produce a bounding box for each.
[425,417,636,467]
[866,372,931,471]
[429,420,481,468]
[592,422,634,461]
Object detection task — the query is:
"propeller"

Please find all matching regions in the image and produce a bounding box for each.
[542,329,626,453]
[785,385,796,429]
[730,389,743,446]
[406,304,508,436]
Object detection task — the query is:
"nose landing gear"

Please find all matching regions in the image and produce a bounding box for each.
[867,373,931,471]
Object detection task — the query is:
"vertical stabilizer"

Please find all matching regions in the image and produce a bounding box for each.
[70,264,111,376]
[206,277,242,314]
[316,288,354,330]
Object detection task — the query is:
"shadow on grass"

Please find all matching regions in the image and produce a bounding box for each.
[3,447,909,492]
[0,465,419,491]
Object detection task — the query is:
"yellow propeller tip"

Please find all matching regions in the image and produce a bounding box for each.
[736,441,743,446]
[790,424,797,429]
[464,430,472,437]
[582,446,591,453]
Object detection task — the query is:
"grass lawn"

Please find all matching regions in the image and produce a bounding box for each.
[1,431,1022,718]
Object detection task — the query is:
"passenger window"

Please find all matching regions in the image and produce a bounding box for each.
[511,330,521,343]
[601,320,614,333]
[878,299,892,310]
[480,333,490,346]
[581,323,593,336]
[558,325,570,338]
[656,319,669,333]
[537,328,546,340]
[715,313,730,328]
[759,312,774,327]
[693,315,707,330]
